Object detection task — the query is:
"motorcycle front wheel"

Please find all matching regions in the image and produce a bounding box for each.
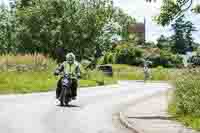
[60,86,67,106]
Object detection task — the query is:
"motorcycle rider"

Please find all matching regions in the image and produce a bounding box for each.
[54,52,81,100]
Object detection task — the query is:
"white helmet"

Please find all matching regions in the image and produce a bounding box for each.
[66,53,75,64]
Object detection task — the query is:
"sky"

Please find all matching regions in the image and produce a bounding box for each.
[113,0,200,43]
[1,0,200,42]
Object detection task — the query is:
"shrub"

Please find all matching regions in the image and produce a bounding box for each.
[103,52,116,64]
[148,50,183,68]
[115,45,144,65]
[189,54,200,66]
[172,69,200,117]
[96,56,105,65]
[197,48,200,56]
[80,59,91,69]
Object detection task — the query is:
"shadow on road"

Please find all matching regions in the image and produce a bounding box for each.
[56,104,81,108]
[128,116,176,120]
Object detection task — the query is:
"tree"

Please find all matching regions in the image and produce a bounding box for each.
[95,20,122,57]
[153,0,200,26]
[157,35,171,49]
[15,0,114,61]
[19,0,32,8]
[171,15,195,54]
[112,7,136,40]
[0,7,9,54]
[0,5,16,54]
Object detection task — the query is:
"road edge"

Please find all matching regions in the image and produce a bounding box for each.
[119,111,139,133]
[117,88,172,133]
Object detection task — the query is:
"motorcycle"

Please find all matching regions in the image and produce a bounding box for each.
[54,71,73,106]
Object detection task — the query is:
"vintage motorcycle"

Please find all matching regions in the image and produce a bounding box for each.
[54,71,73,106]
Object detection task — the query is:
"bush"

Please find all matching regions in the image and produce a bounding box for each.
[115,45,144,65]
[99,45,183,68]
[98,44,144,66]
[103,52,116,64]
[190,56,200,66]
[172,69,200,116]
[148,50,183,68]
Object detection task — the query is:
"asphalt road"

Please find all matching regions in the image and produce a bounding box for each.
[0,81,171,133]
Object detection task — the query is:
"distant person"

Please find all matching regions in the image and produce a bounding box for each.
[143,60,151,82]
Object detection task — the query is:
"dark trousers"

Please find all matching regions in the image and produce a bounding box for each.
[56,78,78,98]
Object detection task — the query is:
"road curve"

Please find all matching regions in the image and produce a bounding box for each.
[0,81,171,133]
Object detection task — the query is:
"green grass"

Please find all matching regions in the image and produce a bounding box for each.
[168,103,200,130]
[0,70,116,94]
[1,55,199,131]
[79,80,98,87]
[168,69,200,130]
[0,54,117,94]
[112,64,183,81]
[0,71,57,94]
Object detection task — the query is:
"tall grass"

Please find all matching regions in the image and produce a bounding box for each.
[82,69,117,86]
[0,54,117,94]
[0,53,56,72]
[0,54,58,93]
[0,71,57,94]
[168,68,200,130]
[170,69,200,116]
[112,64,182,81]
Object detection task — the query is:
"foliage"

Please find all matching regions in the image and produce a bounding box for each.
[97,43,145,65]
[0,54,117,94]
[112,7,136,40]
[145,41,156,48]
[145,48,183,68]
[95,20,122,56]
[98,41,183,68]
[0,7,12,54]
[159,50,183,67]
[193,4,200,13]
[15,0,115,61]
[156,35,172,49]
[169,103,200,130]
[112,64,181,81]
[189,56,200,66]
[0,0,136,63]
[155,0,196,26]
[171,15,195,54]
[197,48,200,56]
[168,69,200,130]
[101,52,116,64]
[0,71,57,94]
[114,44,144,65]
[173,69,200,116]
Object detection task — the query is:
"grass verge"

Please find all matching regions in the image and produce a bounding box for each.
[168,69,200,130]
[168,103,200,130]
